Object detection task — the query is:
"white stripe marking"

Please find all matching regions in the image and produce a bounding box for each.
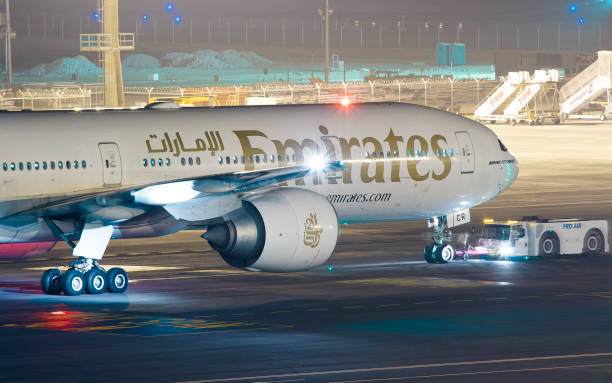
[176,352,612,383]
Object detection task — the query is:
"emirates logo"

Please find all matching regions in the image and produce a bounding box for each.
[303,213,323,248]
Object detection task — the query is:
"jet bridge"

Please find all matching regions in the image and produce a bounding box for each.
[559,50,612,118]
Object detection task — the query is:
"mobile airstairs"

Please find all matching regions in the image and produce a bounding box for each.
[474,70,561,125]
[559,50,612,121]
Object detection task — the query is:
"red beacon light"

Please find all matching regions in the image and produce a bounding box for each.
[340,97,352,107]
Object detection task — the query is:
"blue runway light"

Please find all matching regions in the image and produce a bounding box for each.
[142,14,149,22]
[166,3,174,11]
[93,11,100,21]
[174,15,182,24]
[569,4,577,13]
[578,17,584,24]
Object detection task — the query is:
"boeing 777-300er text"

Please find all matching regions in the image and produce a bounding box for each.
[0,102,518,295]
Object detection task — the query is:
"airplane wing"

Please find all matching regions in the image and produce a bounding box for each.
[11,162,343,219]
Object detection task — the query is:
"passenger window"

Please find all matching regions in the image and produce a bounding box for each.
[158,158,163,167]
[43,162,47,170]
[270,155,275,163]
[188,157,193,166]
[380,152,384,158]
[393,150,399,157]
[66,161,71,170]
[2,163,6,171]
[262,155,267,163]
[449,149,454,157]
[285,154,289,162]
[181,158,186,166]
[34,162,39,170]
[415,150,420,157]
[218,156,223,165]
[436,149,441,157]
[365,152,370,158]
[143,159,148,167]
[196,157,201,165]
[27,162,32,171]
[443,149,447,157]
[82,161,87,169]
[74,161,78,169]
[58,161,63,169]
[255,155,260,164]
[422,150,427,156]
[248,156,253,163]
[372,152,377,159]
[225,156,230,164]
[150,159,155,167]
[19,162,23,171]
[166,158,171,166]
[50,161,55,170]
[10,162,15,171]
[387,151,391,157]
[240,156,245,164]
[233,155,238,164]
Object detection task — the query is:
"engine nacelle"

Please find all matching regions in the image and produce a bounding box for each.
[203,188,339,272]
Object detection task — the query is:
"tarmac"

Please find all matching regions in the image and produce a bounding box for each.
[1,121,611,382]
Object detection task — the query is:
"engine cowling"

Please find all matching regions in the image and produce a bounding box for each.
[203,188,339,272]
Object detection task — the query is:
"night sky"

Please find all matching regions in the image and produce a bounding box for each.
[10,0,612,24]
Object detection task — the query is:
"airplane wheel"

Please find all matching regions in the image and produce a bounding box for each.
[62,269,85,296]
[600,114,606,121]
[107,268,128,293]
[435,244,455,264]
[41,269,62,295]
[85,268,107,294]
[424,244,436,263]
[510,119,517,126]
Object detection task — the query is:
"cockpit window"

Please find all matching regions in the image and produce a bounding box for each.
[498,139,508,152]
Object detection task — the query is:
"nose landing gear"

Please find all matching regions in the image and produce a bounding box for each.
[424,216,456,264]
[40,258,128,296]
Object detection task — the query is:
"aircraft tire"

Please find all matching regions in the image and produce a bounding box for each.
[41,269,62,295]
[435,244,455,264]
[424,244,436,263]
[62,269,85,296]
[107,268,128,293]
[85,268,107,294]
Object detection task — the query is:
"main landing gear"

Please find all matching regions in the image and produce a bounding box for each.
[41,258,128,296]
[424,215,456,264]
[40,219,128,296]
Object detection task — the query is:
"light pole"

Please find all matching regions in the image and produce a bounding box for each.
[3,0,13,89]
[319,1,332,84]
[456,22,462,43]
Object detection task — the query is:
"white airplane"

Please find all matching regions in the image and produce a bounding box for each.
[0,102,518,296]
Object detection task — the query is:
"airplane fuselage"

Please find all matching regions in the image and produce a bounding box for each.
[0,103,518,245]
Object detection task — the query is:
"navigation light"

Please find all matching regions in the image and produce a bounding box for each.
[340,97,351,106]
[569,4,577,13]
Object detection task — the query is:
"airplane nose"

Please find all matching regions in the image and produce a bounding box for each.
[505,155,519,186]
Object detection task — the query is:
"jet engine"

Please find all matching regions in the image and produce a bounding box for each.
[203,188,339,272]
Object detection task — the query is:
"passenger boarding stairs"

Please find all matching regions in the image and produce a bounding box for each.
[560,51,612,116]
[474,71,530,122]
